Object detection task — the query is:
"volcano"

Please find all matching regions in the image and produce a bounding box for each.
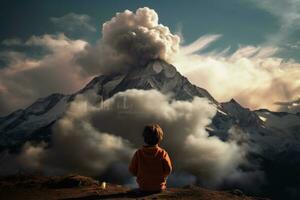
[0,60,263,150]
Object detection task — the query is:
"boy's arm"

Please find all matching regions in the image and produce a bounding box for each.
[129,151,138,176]
[162,151,172,177]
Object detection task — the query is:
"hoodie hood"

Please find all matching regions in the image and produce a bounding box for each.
[141,145,161,158]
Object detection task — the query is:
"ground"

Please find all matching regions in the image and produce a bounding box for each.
[0,175,269,200]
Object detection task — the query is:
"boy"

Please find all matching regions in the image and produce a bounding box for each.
[129,124,172,192]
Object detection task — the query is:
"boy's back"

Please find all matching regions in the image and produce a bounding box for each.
[129,145,172,191]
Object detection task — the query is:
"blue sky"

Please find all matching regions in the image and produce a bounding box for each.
[0,0,299,61]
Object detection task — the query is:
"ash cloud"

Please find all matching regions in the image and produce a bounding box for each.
[77,7,180,75]
[0,89,257,188]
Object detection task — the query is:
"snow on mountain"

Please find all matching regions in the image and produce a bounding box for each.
[0,93,69,150]
[254,109,300,154]
[108,60,219,103]
[255,109,300,135]
[221,99,264,129]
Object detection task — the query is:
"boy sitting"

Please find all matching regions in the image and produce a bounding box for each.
[129,124,172,192]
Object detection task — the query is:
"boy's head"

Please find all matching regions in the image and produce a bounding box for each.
[143,124,164,145]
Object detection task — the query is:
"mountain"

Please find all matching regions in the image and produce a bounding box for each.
[0,59,300,199]
[254,109,300,154]
[0,60,221,151]
[0,59,299,152]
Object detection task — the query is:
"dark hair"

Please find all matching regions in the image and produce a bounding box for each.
[143,124,164,145]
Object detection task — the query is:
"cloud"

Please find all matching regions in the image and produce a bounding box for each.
[0,89,255,187]
[179,34,222,55]
[275,98,300,113]
[0,33,90,116]
[172,34,300,111]
[285,41,300,50]
[77,7,180,75]
[50,13,96,33]
[1,38,22,46]
[249,0,300,46]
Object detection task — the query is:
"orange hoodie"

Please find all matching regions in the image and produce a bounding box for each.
[129,145,172,191]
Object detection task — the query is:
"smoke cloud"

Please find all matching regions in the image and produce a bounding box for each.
[77,7,180,75]
[0,89,253,187]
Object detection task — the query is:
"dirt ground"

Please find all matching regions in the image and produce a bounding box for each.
[0,175,269,200]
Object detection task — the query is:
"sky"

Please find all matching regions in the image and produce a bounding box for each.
[1,0,299,59]
[0,0,300,116]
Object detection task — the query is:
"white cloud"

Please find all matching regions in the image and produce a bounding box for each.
[172,35,300,111]
[285,41,300,50]
[250,0,300,46]
[180,34,222,55]
[50,13,96,33]
[0,33,90,116]
[275,97,300,113]
[1,38,22,46]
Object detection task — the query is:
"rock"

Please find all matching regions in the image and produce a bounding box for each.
[46,175,98,188]
[231,188,244,196]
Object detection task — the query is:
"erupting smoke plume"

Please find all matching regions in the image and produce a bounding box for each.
[77,7,180,75]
